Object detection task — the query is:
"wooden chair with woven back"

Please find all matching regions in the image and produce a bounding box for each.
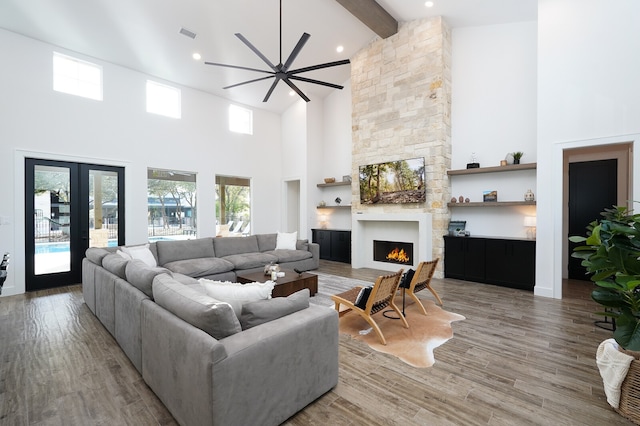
[404,259,443,315]
[331,269,409,345]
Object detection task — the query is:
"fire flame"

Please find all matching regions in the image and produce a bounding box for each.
[386,247,410,263]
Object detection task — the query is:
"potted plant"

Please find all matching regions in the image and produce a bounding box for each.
[511,151,524,164]
[570,205,640,351]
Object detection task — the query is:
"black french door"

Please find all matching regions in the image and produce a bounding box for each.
[25,159,125,291]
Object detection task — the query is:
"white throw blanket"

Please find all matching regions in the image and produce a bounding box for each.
[596,338,634,408]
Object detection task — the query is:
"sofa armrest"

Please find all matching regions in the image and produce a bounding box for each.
[308,241,319,260]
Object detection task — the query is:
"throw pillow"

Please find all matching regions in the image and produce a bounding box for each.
[153,274,241,340]
[355,286,372,309]
[199,279,275,316]
[116,249,132,260]
[275,231,297,250]
[399,268,415,289]
[239,289,310,330]
[122,244,157,267]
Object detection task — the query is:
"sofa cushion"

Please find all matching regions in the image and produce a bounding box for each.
[163,257,234,278]
[239,289,310,330]
[156,238,215,266]
[296,239,309,251]
[276,231,297,250]
[153,274,241,340]
[102,253,129,279]
[85,247,110,266]
[256,233,277,252]
[213,236,259,257]
[125,259,171,298]
[221,252,278,270]
[199,279,275,316]
[264,249,312,263]
[121,244,157,267]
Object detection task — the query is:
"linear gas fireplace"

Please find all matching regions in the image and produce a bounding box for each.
[373,240,413,265]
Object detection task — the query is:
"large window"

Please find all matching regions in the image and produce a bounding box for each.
[216,176,251,236]
[147,168,196,240]
[53,52,103,100]
[146,80,181,119]
[229,104,253,134]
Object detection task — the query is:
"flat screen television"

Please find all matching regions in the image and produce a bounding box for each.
[359,157,426,204]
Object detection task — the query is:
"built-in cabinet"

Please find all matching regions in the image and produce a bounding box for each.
[444,235,535,290]
[311,229,351,263]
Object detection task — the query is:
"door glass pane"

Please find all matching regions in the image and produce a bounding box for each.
[89,169,119,248]
[34,165,71,275]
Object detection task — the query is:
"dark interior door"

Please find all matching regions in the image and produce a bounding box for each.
[25,159,125,291]
[568,159,618,280]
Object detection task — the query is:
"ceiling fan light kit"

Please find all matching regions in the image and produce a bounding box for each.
[205,0,350,102]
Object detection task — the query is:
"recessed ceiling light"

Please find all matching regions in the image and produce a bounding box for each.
[289,90,295,96]
[192,53,202,60]
[425,1,434,7]
[336,45,344,53]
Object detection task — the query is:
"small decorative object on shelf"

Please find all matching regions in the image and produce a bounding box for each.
[324,177,335,183]
[466,152,480,169]
[465,198,470,203]
[458,195,464,203]
[512,151,524,164]
[335,197,342,205]
[524,189,535,201]
[318,200,326,207]
[342,175,351,182]
[500,160,508,166]
[450,197,457,203]
[483,190,498,202]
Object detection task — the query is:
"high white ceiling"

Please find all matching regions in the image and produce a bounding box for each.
[0,0,537,113]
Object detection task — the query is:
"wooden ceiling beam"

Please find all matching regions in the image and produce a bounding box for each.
[334,0,398,39]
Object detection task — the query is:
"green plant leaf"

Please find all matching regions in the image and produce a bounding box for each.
[614,312,640,351]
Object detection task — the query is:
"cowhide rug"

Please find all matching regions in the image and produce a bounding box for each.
[337,297,465,368]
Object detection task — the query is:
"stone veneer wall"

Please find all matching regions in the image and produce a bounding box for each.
[350,17,451,273]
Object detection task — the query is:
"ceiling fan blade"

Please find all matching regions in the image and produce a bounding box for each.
[288,75,344,89]
[289,59,351,75]
[204,62,273,75]
[262,77,282,102]
[224,75,276,90]
[235,33,278,72]
[282,78,310,102]
[282,33,310,72]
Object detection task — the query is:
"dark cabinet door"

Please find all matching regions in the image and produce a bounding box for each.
[485,239,535,290]
[331,231,351,263]
[312,229,332,259]
[444,236,466,279]
[444,236,485,281]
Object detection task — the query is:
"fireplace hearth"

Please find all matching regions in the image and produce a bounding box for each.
[374,240,413,265]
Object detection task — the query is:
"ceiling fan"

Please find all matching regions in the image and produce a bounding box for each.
[204,0,350,102]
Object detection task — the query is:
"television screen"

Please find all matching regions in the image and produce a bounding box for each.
[359,157,426,204]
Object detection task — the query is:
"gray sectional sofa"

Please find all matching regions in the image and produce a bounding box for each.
[81,234,338,426]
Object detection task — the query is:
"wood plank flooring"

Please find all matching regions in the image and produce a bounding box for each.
[0,261,632,425]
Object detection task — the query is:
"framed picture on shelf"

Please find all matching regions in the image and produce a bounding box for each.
[483,190,498,202]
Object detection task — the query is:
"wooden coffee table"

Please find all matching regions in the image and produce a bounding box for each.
[236,269,318,298]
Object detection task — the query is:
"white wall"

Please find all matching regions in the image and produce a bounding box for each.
[281,100,308,237]
[536,0,640,298]
[0,29,282,296]
[450,21,538,239]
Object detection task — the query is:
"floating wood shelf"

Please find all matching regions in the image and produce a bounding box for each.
[316,205,351,209]
[447,163,537,176]
[317,181,351,187]
[447,201,536,208]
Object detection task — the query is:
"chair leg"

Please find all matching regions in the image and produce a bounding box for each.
[408,292,429,316]
[390,299,410,329]
[427,285,443,306]
[362,315,387,345]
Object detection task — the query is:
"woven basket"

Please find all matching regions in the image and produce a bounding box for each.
[617,349,640,424]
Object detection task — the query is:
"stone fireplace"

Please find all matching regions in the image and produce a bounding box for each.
[350,17,452,276]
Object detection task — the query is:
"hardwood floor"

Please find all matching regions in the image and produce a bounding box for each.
[0,261,631,425]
